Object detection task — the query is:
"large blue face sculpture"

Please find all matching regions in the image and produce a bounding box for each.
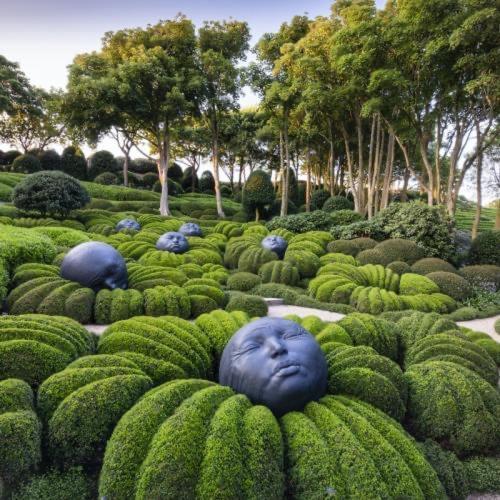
[261,235,288,259]
[179,222,202,237]
[156,231,189,254]
[116,218,141,232]
[60,242,128,291]
[219,318,328,416]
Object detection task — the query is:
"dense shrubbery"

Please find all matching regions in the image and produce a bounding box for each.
[12,154,42,174]
[267,210,334,233]
[468,230,500,266]
[13,171,90,217]
[88,151,118,180]
[322,195,354,212]
[242,170,275,220]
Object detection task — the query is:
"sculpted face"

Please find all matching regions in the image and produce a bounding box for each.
[261,235,288,259]
[116,218,141,232]
[219,318,327,416]
[60,242,128,291]
[156,231,189,254]
[179,222,202,237]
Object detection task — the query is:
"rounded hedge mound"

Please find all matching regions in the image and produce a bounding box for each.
[411,258,457,275]
[99,380,444,500]
[258,260,300,286]
[426,272,472,301]
[468,230,500,266]
[0,314,94,387]
[225,294,268,317]
[226,272,261,292]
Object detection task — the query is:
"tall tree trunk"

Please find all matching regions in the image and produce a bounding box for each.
[472,120,484,239]
[280,109,290,217]
[212,131,225,218]
[306,148,311,212]
[159,131,171,216]
[380,131,395,210]
[123,154,129,188]
[355,113,365,213]
[342,126,360,213]
[418,137,434,206]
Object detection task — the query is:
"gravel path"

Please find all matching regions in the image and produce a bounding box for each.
[457,315,500,342]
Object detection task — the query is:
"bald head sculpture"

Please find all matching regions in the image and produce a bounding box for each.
[261,235,288,259]
[179,222,203,237]
[156,231,189,254]
[60,242,128,291]
[219,318,327,416]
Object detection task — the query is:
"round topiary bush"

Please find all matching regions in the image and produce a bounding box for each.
[322,196,354,212]
[94,172,118,185]
[226,272,262,292]
[12,171,90,217]
[411,258,457,275]
[310,190,330,210]
[387,261,411,275]
[226,294,268,317]
[326,240,359,256]
[426,272,472,301]
[200,171,215,192]
[468,230,500,266]
[357,249,393,266]
[373,239,425,265]
[399,273,440,295]
[38,149,61,171]
[258,260,300,286]
[61,146,87,180]
[458,265,500,292]
[238,247,277,274]
[88,150,118,180]
[12,154,42,174]
[330,210,364,226]
[242,170,275,221]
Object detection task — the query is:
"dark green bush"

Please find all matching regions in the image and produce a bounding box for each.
[200,170,215,192]
[463,456,500,494]
[258,260,300,286]
[61,146,87,180]
[12,154,42,174]
[94,172,118,185]
[38,149,62,171]
[242,170,275,220]
[310,190,330,210]
[374,239,425,265]
[226,272,261,292]
[357,249,393,266]
[322,195,354,212]
[11,467,94,500]
[399,273,440,295]
[226,294,268,317]
[326,239,359,256]
[284,250,320,278]
[267,211,333,233]
[459,265,500,292]
[88,150,118,180]
[426,272,472,301]
[375,202,454,259]
[189,295,218,317]
[0,378,33,413]
[167,162,183,180]
[238,247,277,274]
[13,171,90,217]
[181,166,199,191]
[468,230,500,266]
[411,257,457,275]
[387,261,411,274]
[330,210,363,226]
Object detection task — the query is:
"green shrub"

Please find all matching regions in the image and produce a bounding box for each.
[387,261,411,274]
[94,172,118,185]
[258,260,300,286]
[320,252,357,266]
[95,289,144,324]
[284,250,320,278]
[322,195,354,212]
[418,440,469,500]
[65,288,95,323]
[463,456,500,494]
[226,272,261,292]
[330,218,387,240]
[12,154,42,174]
[48,373,152,466]
[12,171,90,217]
[468,230,500,266]
[399,273,440,295]
[0,410,41,486]
[330,209,363,226]
[238,247,277,274]
[351,237,377,251]
[61,146,87,180]
[459,265,500,291]
[0,378,33,413]
[375,202,454,259]
[267,210,333,233]
[88,150,118,180]
[251,283,301,304]
[242,170,275,220]
[326,239,359,256]
[374,239,425,265]
[143,286,191,318]
[189,295,218,317]
[446,306,478,321]
[411,257,457,275]
[426,272,472,301]
[357,249,393,266]
[11,467,94,500]
[226,294,268,317]
[310,190,330,210]
[405,361,500,455]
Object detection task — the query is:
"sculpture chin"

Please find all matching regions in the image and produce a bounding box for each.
[60,242,128,292]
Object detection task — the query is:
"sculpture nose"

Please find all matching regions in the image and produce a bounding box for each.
[267,336,287,358]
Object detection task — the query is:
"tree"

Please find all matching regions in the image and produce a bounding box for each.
[242,169,275,221]
[0,55,37,115]
[64,16,201,215]
[198,20,250,218]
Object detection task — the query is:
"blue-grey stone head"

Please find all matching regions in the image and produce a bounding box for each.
[219,318,327,416]
[116,218,141,232]
[261,235,288,259]
[60,242,128,291]
[156,231,189,254]
[179,222,203,237]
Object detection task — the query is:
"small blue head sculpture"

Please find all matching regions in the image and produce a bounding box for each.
[219,318,328,416]
[261,235,288,259]
[60,242,128,291]
[116,218,141,232]
[179,222,203,237]
[156,231,189,254]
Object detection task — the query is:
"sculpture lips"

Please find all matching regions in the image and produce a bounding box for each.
[274,361,300,377]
